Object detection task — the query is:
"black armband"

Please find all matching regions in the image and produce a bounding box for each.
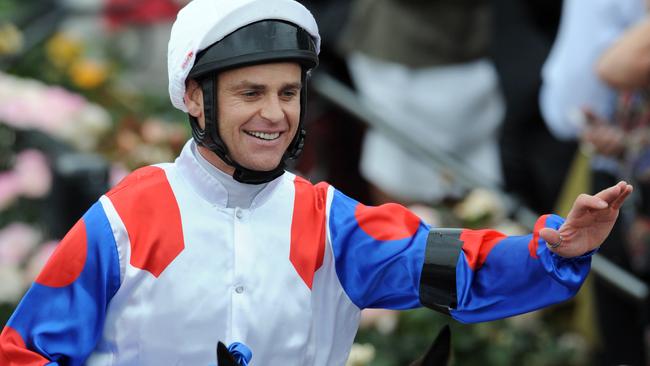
[419,229,463,314]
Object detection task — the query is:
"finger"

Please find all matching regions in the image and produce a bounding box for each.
[540,228,562,248]
[570,193,608,217]
[610,183,634,210]
[594,182,626,204]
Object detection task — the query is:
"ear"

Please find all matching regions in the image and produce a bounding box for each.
[184,79,204,118]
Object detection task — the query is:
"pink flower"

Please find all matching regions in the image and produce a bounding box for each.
[0,222,41,265]
[37,87,85,133]
[0,171,20,210]
[13,149,52,198]
[0,72,111,150]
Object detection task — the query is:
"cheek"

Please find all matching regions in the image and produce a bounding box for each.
[218,105,252,136]
[288,103,301,129]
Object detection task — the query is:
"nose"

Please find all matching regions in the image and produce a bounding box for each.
[259,96,284,123]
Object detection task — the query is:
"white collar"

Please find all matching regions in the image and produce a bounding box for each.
[174,140,284,209]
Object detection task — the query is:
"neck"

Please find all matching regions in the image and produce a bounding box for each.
[192,143,267,208]
[196,142,285,185]
[197,145,235,176]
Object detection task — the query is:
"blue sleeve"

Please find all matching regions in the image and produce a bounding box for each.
[327,188,592,321]
[450,214,592,323]
[328,189,429,310]
[0,201,121,365]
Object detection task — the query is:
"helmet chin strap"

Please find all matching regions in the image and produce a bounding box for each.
[188,74,306,185]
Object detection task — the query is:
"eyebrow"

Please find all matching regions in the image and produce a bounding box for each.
[227,81,302,91]
[282,82,303,90]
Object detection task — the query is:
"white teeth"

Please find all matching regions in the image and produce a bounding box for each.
[246,131,280,140]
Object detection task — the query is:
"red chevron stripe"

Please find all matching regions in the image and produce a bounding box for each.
[107,166,184,277]
[290,176,328,289]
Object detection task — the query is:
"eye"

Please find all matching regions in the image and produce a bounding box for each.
[242,90,260,98]
[281,89,299,100]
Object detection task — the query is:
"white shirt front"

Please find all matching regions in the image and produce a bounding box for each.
[87,141,360,365]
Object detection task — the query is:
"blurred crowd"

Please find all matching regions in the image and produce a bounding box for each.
[0,0,649,365]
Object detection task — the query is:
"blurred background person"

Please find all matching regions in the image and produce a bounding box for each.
[338,0,504,206]
[491,0,576,215]
[540,0,649,364]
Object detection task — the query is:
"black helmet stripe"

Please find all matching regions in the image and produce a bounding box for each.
[189,20,318,79]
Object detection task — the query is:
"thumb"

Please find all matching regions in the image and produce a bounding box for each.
[539,227,562,248]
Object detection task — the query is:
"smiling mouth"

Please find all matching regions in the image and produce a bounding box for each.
[245,131,281,141]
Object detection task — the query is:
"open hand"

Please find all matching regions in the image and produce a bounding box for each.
[539,181,633,258]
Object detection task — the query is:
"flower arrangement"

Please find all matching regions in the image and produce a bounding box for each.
[0,149,52,210]
[0,223,57,305]
[0,20,188,326]
[0,71,111,151]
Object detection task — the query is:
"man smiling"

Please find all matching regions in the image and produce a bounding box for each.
[186,62,303,175]
[0,0,634,365]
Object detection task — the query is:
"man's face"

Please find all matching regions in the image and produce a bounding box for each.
[216,62,302,172]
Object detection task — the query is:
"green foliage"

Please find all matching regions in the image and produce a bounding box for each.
[355,307,591,366]
[0,0,17,22]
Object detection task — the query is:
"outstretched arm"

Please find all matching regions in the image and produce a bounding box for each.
[325,182,633,323]
[440,182,633,323]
